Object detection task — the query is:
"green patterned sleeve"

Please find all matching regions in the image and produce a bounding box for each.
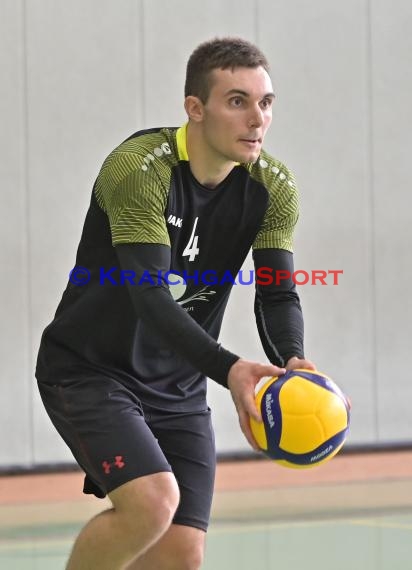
[94,150,170,246]
[252,161,299,252]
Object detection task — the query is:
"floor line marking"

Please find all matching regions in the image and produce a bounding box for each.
[349,519,412,531]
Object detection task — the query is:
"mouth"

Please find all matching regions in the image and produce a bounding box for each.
[239,137,262,147]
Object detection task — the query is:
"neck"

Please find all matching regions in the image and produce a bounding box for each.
[186,122,236,188]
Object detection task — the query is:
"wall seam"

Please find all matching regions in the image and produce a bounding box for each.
[254,0,259,43]
[140,0,146,126]
[365,0,379,441]
[22,0,35,465]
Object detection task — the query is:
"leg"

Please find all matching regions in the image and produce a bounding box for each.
[125,408,216,570]
[66,473,180,570]
[37,376,178,570]
[126,524,205,570]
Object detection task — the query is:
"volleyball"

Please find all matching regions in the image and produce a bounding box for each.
[250,369,350,469]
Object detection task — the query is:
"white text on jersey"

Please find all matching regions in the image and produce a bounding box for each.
[167,215,183,228]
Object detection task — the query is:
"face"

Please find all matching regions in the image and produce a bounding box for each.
[198,66,275,165]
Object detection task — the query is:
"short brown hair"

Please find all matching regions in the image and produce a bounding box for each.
[184,37,270,103]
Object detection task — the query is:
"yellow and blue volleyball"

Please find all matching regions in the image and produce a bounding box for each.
[250,369,350,469]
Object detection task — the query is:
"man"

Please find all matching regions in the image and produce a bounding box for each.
[36,37,314,569]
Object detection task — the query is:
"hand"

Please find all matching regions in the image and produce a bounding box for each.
[227,359,286,450]
[286,356,316,371]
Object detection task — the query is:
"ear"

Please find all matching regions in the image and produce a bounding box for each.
[184,96,204,123]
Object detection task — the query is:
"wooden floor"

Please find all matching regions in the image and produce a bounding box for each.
[1,451,412,570]
[1,450,412,527]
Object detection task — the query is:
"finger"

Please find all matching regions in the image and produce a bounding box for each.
[238,409,260,451]
[258,364,286,378]
[286,359,316,371]
[242,391,261,422]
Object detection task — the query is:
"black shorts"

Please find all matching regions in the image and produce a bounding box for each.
[37,374,216,532]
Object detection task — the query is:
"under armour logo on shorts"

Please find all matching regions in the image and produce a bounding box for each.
[102,455,126,474]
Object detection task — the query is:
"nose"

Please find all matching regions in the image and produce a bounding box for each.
[248,105,264,128]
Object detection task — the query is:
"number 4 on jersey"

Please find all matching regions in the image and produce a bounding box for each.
[183,217,200,262]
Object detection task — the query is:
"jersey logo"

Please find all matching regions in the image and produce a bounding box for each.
[167,274,216,308]
[167,214,183,228]
[258,158,295,187]
[141,142,172,172]
[178,286,216,306]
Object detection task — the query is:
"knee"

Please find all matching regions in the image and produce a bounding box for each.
[111,472,180,539]
[170,536,204,570]
[179,546,204,570]
[143,477,180,532]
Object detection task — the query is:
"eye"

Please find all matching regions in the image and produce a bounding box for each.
[229,96,244,108]
[260,98,273,110]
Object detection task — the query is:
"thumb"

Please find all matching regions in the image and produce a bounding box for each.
[256,363,286,378]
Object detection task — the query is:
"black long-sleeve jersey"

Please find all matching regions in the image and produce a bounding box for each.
[36,124,304,412]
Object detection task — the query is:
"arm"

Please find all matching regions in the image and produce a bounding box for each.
[115,242,239,387]
[253,247,315,370]
[116,243,286,448]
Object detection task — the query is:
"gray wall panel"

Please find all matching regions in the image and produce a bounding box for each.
[257,0,376,444]
[143,0,257,127]
[0,0,32,467]
[26,0,144,463]
[371,1,412,441]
